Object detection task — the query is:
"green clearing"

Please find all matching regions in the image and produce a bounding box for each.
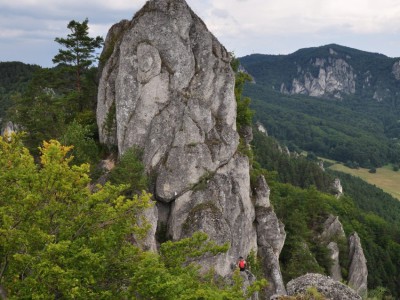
[327,162,400,200]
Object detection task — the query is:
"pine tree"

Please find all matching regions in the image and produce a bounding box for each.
[53,19,103,96]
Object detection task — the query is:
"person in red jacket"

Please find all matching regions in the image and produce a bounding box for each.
[238,256,246,271]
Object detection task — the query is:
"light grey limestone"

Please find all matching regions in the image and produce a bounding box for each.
[327,241,343,282]
[392,61,400,80]
[168,154,257,276]
[97,0,238,203]
[287,273,362,300]
[348,232,368,297]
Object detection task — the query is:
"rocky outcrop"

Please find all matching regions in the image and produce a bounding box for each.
[254,176,287,297]
[135,205,158,252]
[348,233,368,297]
[327,242,342,282]
[256,122,268,136]
[239,125,253,146]
[319,216,368,295]
[393,61,400,80]
[97,0,238,203]
[168,154,257,276]
[1,121,18,136]
[97,0,260,280]
[332,178,343,198]
[287,273,362,300]
[240,271,259,300]
[281,57,356,99]
[320,215,345,242]
[319,215,346,282]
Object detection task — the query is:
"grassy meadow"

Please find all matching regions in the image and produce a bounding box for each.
[327,162,400,200]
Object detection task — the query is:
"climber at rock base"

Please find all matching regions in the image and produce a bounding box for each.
[238,256,247,271]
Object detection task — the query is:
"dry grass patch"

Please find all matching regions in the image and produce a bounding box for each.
[328,164,400,200]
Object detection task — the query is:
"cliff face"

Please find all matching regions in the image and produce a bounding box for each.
[348,232,368,297]
[97,1,369,297]
[97,0,286,289]
[281,55,356,99]
[98,0,238,203]
[241,44,400,103]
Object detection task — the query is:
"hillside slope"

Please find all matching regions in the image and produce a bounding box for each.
[240,44,400,167]
[0,61,39,123]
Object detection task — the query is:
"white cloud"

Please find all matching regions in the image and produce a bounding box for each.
[194,0,400,36]
[1,0,399,66]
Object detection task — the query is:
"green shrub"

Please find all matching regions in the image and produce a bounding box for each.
[109,147,148,195]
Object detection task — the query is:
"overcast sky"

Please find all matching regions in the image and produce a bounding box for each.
[1,0,400,67]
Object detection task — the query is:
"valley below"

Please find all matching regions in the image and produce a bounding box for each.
[328,162,400,200]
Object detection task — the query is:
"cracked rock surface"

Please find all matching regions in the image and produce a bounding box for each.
[97,0,257,278]
[97,0,238,203]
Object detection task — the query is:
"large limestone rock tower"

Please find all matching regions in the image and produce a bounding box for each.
[97,0,286,296]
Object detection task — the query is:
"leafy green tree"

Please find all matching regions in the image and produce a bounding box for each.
[53,18,103,94]
[109,147,148,196]
[0,134,265,299]
[61,120,99,167]
[0,134,153,298]
[231,56,254,131]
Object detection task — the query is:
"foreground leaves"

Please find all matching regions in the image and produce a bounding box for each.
[0,134,265,299]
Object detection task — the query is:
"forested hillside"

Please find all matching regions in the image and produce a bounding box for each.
[0,62,40,123]
[240,44,400,168]
[251,128,400,297]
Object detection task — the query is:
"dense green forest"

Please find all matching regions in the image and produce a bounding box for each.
[240,44,400,168]
[251,127,400,298]
[0,62,40,123]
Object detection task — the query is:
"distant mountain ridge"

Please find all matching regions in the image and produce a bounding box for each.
[239,44,400,168]
[241,44,400,103]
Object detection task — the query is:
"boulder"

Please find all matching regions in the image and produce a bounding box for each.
[287,273,362,300]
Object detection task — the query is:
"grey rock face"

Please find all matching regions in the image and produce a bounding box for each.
[283,57,356,99]
[97,0,238,203]
[168,154,257,276]
[287,273,362,300]
[254,175,271,208]
[320,215,345,282]
[97,1,286,294]
[393,61,400,80]
[132,204,158,252]
[327,242,342,282]
[240,271,259,300]
[256,122,268,136]
[348,232,368,297]
[320,215,345,242]
[254,176,286,297]
[239,125,253,146]
[332,178,343,198]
